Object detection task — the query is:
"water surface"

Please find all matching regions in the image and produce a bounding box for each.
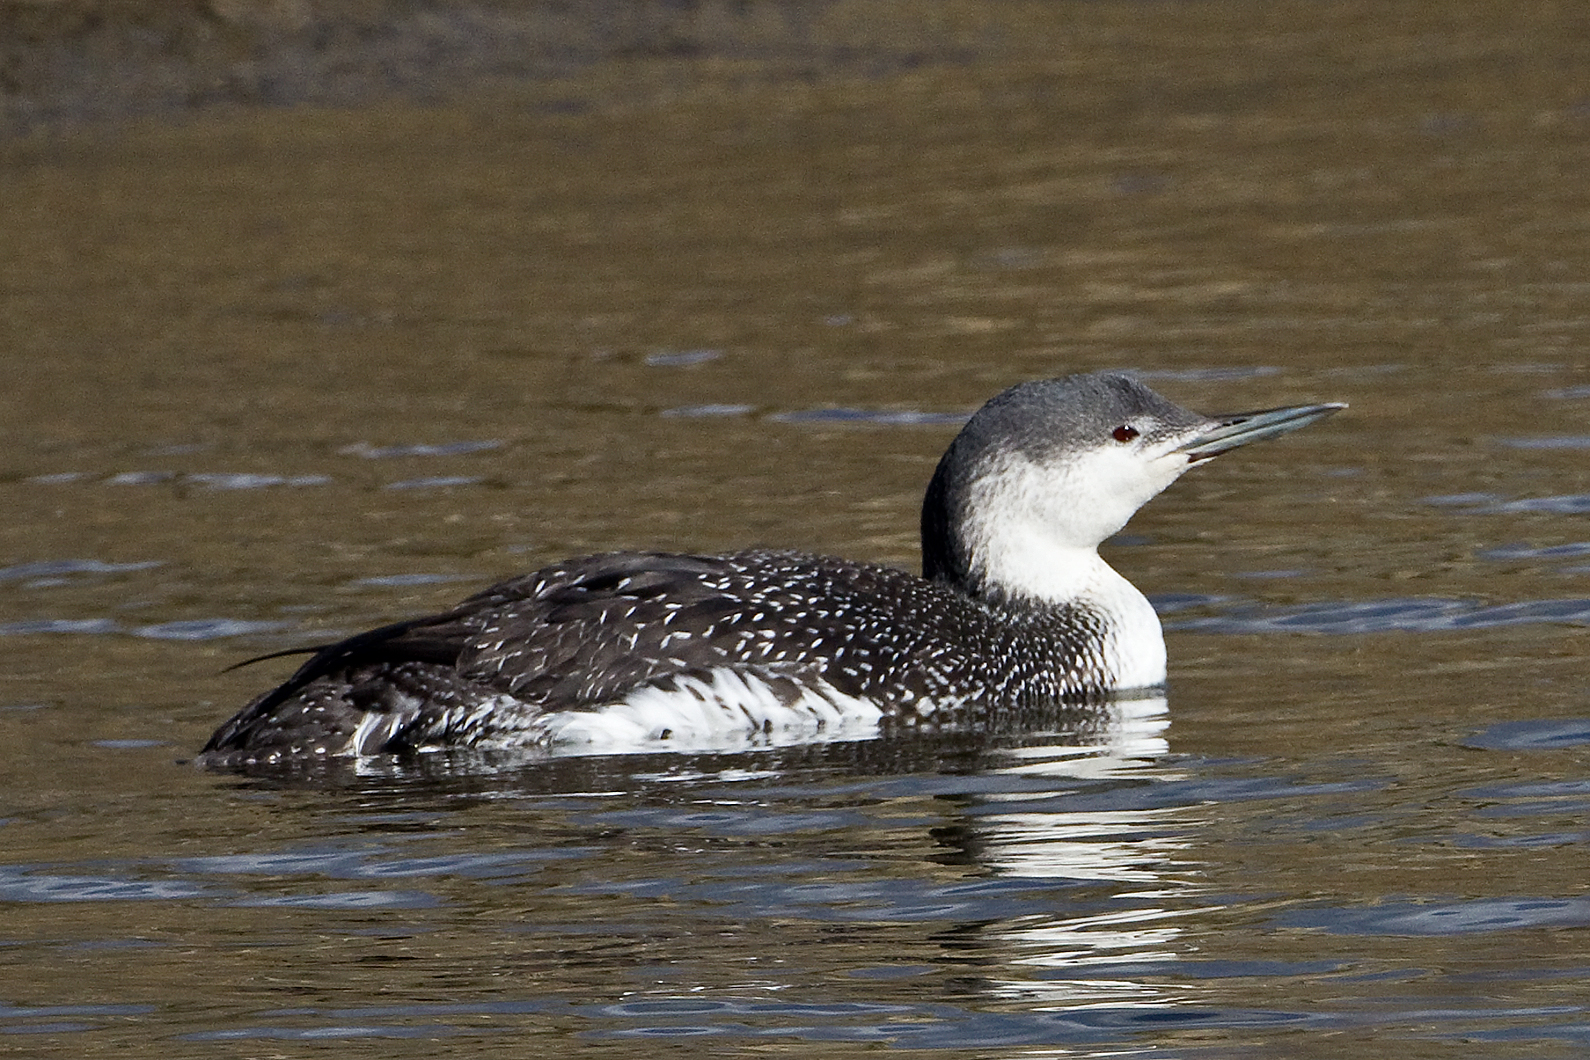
[3,2,1590,1055]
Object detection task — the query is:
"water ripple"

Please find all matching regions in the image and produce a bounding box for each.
[660,403,756,418]
[93,471,331,489]
[348,573,476,588]
[971,774,1383,816]
[0,1001,154,1037]
[1279,897,1590,936]
[183,1023,457,1040]
[382,476,481,490]
[339,440,501,458]
[1460,719,1590,751]
[0,559,161,581]
[229,890,439,910]
[178,847,571,881]
[133,619,290,640]
[1464,778,1590,799]
[0,618,120,636]
[570,868,1100,923]
[1135,366,1282,382]
[645,349,722,367]
[185,473,332,490]
[1500,436,1590,449]
[174,996,1323,1047]
[105,471,175,486]
[770,408,971,426]
[1427,492,1590,514]
[0,1003,153,1018]
[585,997,1319,1046]
[1478,542,1590,561]
[1541,385,1590,399]
[1168,597,1590,633]
[0,866,213,903]
[0,617,287,640]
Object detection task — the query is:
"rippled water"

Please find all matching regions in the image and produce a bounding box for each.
[3,1,1590,1056]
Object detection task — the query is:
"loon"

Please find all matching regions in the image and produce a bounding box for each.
[199,373,1342,766]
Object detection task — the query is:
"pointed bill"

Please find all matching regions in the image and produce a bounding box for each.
[1176,402,1346,461]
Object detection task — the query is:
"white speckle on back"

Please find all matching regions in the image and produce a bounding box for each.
[201,373,1325,767]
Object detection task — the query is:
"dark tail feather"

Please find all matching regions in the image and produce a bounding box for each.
[221,645,326,674]
[221,612,471,718]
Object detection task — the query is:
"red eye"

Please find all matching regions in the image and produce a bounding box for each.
[1112,424,1139,443]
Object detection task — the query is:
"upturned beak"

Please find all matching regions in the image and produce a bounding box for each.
[1176,402,1346,462]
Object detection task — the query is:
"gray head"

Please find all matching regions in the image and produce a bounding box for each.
[922,372,1342,603]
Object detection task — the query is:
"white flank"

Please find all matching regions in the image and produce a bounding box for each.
[347,694,522,756]
[349,709,412,755]
[527,669,887,755]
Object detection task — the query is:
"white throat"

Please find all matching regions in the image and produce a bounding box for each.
[971,533,1167,689]
[959,451,1175,689]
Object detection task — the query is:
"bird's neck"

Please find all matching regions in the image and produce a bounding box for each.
[969,527,1118,607]
[981,543,1168,691]
[924,486,1167,689]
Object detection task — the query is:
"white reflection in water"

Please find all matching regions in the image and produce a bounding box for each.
[969,694,1200,1005]
[977,808,1190,885]
[991,694,1171,781]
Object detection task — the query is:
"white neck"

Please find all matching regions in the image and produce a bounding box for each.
[969,534,1166,689]
[959,454,1170,689]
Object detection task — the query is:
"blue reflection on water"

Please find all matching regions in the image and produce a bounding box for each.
[339,440,502,458]
[228,890,439,910]
[174,997,1320,1047]
[1427,491,1590,514]
[771,407,973,426]
[1279,897,1590,936]
[585,998,1319,1046]
[383,476,482,489]
[0,866,213,903]
[1,735,1585,1050]
[177,846,576,881]
[1167,597,1590,633]
[0,559,162,581]
[0,618,288,639]
[1461,718,1590,751]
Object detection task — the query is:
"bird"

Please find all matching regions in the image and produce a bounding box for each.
[199,372,1343,767]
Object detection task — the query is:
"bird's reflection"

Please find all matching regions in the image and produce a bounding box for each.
[205,694,1202,1017]
[912,695,1199,1007]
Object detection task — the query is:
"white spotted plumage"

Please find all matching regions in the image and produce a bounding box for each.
[201,373,1341,766]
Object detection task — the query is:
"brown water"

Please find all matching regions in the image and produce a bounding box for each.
[3,1,1590,1055]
